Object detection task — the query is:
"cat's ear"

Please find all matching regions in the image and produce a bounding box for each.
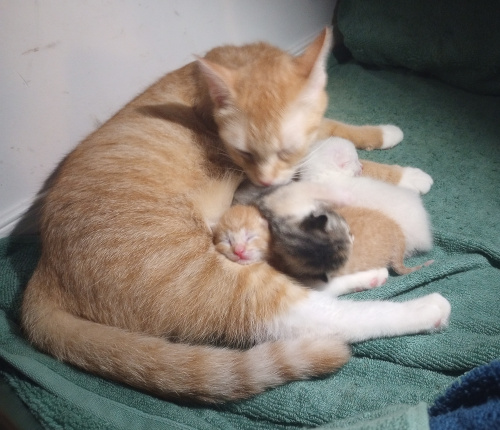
[196,56,236,109]
[294,27,332,99]
[301,213,329,232]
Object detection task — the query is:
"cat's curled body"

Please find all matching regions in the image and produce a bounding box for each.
[22,29,450,404]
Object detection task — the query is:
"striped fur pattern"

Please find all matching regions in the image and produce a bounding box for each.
[21,28,450,404]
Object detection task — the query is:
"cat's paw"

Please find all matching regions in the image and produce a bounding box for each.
[356,268,389,291]
[410,293,451,332]
[398,167,434,194]
[380,125,404,149]
[325,268,389,296]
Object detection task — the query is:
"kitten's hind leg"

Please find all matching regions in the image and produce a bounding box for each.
[321,268,389,296]
[318,119,403,150]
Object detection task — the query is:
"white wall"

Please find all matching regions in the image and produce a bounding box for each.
[0,0,336,236]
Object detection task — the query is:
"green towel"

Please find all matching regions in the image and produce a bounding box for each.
[337,0,500,95]
[1,57,500,429]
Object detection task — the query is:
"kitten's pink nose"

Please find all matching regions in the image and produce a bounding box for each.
[258,180,272,187]
[234,244,246,259]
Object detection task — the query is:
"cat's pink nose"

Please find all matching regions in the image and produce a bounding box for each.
[234,244,246,259]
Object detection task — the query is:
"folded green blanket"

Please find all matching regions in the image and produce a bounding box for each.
[337,0,500,95]
[1,58,500,429]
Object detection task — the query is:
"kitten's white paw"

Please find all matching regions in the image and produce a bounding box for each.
[380,125,404,149]
[398,167,434,194]
[355,268,389,291]
[410,293,451,332]
[325,268,389,296]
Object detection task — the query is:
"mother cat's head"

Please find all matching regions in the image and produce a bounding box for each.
[197,28,332,187]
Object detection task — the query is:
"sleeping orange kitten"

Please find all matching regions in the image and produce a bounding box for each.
[213,204,270,265]
[21,28,450,404]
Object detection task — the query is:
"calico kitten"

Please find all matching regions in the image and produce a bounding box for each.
[229,180,353,278]
[252,181,353,279]
[22,28,450,404]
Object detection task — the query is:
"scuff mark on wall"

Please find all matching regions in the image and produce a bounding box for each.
[22,41,60,55]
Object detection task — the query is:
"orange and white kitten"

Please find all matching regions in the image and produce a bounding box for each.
[21,28,450,404]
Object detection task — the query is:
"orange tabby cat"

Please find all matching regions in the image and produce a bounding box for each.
[21,28,450,403]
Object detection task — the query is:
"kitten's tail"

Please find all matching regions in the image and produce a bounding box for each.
[21,271,350,403]
[392,259,434,275]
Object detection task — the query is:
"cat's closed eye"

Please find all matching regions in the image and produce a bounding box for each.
[237,149,255,162]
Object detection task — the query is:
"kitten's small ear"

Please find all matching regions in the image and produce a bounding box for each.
[294,27,332,95]
[320,273,329,283]
[301,213,329,232]
[196,56,236,109]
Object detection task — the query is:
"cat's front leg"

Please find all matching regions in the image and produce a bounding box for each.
[317,119,403,150]
[261,182,354,218]
[278,291,450,343]
[332,293,451,343]
[320,268,389,296]
[360,160,433,194]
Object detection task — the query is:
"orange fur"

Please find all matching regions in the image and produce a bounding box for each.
[360,160,404,185]
[335,207,431,276]
[213,205,270,265]
[318,119,385,149]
